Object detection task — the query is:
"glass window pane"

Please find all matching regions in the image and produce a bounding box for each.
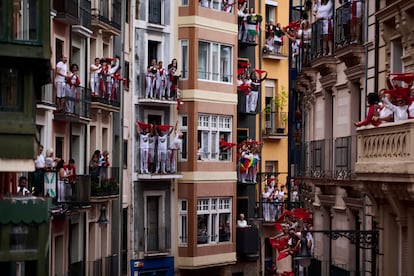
[197,214,209,244]
[149,0,162,24]
[212,44,219,81]
[219,213,230,242]
[181,40,188,78]
[198,42,209,79]
[147,196,159,251]
[220,45,231,82]
[0,67,23,112]
[13,0,38,41]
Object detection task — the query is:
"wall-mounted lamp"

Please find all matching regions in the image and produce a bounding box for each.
[96,206,109,225]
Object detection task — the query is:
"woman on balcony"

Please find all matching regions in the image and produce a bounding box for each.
[316,0,333,56]
[65,64,80,114]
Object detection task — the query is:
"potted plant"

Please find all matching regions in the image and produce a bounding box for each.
[274,86,288,133]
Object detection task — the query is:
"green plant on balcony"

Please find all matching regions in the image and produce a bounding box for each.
[103,177,119,195]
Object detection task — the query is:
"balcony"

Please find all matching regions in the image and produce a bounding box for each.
[355,120,414,182]
[72,1,92,35]
[236,226,259,259]
[145,226,171,256]
[54,86,91,123]
[91,0,121,36]
[262,42,289,60]
[296,136,357,181]
[238,14,262,48]
[263,111,288,138]
[137,151,183,180]
[53,0,79,25]
[90,167,120,198]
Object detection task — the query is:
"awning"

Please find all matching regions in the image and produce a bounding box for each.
[0,196,51,224]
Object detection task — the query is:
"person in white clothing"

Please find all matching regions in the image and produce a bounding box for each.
[316,0,333,55]
[383,93,408,122]
[90,58,102,97]
[136,122,151,174]
[155,61,166,99]
[156,125,173,174]
[55,55,68,111]
[199,0,210,8]
[17,176,30,196]
[168,120,183,173]
[237,213,249,228]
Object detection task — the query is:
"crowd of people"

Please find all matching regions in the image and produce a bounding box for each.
[145,58,180,101]
[237,61,268,113]
[54,55,126,114]
[268,208,314,276]
[354,73,414,127]
[136,120,183,174]
[16,144,78,202]
[199,0,236,13]
[237,139,262,183]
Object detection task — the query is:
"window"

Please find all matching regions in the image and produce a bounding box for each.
[0,67,23,112]
[148,40,159,66]
[180,40,188,79]
[180,115,188,160]
[13,0,38,41]
[390,39,403,73]
[144,192,169,253]
[181,0,189,5]
[197,198,232,244]
[178,199,188,245]
[149,0,162,25]
[198,41,232,83]
[198,114,232,161]
[265,2,278,24]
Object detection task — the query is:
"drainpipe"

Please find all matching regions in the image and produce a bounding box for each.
[258,2,264,276]
[118,0,126,274]
[362,193,366,274]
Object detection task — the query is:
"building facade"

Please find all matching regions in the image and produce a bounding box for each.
[293,0,414,275]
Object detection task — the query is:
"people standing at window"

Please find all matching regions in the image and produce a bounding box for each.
[156,125,173,174]
[167,58,178,100]
[55,55,68,112]
[90,58,102,97]
[146,59,157,99]
[65,64,80,114]
[316,0,333,56]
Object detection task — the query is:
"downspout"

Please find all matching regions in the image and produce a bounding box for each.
[363,0,371,271]
[118,0,126,274]
[258,2,263,276]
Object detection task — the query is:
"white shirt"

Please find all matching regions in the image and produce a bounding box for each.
[90,64,102,79]
[383,97,408,121]
[35,154,45,169]
[237,219,248,228]
[140,133,150,149]
[55,61,67,83]
[317,0,333,19]
[170,134,182,150]
[158,135,169,151]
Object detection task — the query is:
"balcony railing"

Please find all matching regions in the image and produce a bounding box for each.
[238,14,262,46]
[90,167,120,197]
[294,136,357,180]
[79,1,92,30]
[236,226,259,258]
[356,120,414,175]
[335,3,363,49]
[54,86,91,119]
[53,0,79,24]
[145,226,171,255]
[111,0,121,29]
[137,149,182,177]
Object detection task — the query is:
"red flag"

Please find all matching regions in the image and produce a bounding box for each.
[274,223,283,232]
[136,121,150,130]
[283,19,301,32]
[157,124,173,132]
[254,69,267,75]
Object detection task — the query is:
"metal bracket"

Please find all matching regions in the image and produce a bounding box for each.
[310,230,379,250]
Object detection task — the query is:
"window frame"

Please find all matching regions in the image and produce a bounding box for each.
[180,40,189,79]
[197,197,232,245]
[143,191,167,254]
[197,114,233,161]
[197,41,233,83]
[148,0,164,25]
[179,115,188,160]
[178,199,188,246]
